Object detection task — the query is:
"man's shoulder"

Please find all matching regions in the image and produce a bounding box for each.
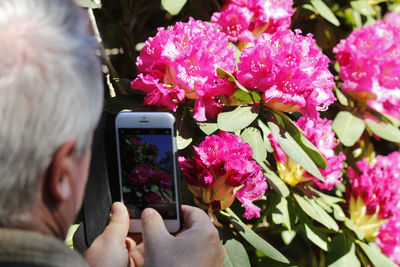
[0,229,89,267]
[0,263,50,267]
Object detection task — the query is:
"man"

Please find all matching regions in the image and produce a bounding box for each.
[0,0,226,266]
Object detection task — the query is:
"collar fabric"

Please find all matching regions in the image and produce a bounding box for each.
[0,228,88,267]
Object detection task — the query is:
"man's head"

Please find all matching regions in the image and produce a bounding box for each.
[0,0,103,229]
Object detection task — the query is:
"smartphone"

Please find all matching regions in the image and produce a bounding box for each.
[115,112,181,233]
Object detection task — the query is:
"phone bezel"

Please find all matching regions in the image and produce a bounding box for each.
[115,112,181,233]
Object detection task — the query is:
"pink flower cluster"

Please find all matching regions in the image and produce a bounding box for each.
[128,163,172,189]
[236,29,335,115]
[333,21,400,119]
[385,12,400,28]
[377,215,400,265]
[347,151,400,219]
[211,0,294,43]
[269,115,345,190]
[131,18,236,121]
[296,116,346,190]
[179,131,268,219]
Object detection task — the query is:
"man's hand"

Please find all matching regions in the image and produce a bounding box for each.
[83,203,225,267]
[84,202,144,267]
[142,205,226,267]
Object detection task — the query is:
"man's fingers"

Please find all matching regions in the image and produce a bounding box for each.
[127,233,142,244]
[125,237,137,253]
[129,242,145,267]
[141,208,170,246]
[102,202,130,242]
[181,205,212,228]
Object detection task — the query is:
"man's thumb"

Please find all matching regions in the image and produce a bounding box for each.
[102,202,130,241]
[141,208,170,246]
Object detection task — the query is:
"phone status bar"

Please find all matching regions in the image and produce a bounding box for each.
[119,128,171,135]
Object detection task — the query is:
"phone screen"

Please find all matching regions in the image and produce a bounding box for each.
[118,128,177,219]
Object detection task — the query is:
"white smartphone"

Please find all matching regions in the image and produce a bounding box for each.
[115,112,181,233]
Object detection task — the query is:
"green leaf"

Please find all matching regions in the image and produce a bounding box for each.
[351,0,376,16]
[365,119,400,143]
[258,161,290,197]
[177,134,192,150]
[332,111,365,147]
[316,198,333,213]
[225,209,290,264]
[344,218,364,240]
[309,188,345,205]
[298,211,328,251]
[268,122,324,182]
[334,87,349,106]
[357,241,398,267]
[334,62,341,73]
[308,189,346,221]
[161,0,187,15]
[74,0,101,8]
[384,114,400,128]
[281,230,296,245]
[311,0,340,26]
[198,122,218,135]
[65,224,80,248]
[365,15,376,25]
[217,67,249,93]
[308,198,339,231]
[294,194,338,231]
[332,204,346,222]
[233,90,262,103]
[272,197,292,230]
[274,112,327,169]
[227,42,241,64]
[217,106,258,132]
[257,120,273,153]
[302,4,316,12]
[327,234,361,267]
[352,10,363,28]
[241,127,267,162]
[223,239,251,267]
[305,223,328,251]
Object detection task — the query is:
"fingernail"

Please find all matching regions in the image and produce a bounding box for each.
[142,208,155,219]
[111,202,124,215]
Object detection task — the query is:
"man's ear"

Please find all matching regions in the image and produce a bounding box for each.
[45,139,78,202]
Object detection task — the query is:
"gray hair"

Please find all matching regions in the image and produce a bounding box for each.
[0,0,103,225]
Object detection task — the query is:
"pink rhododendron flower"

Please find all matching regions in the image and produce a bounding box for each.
[211,5,254,43]
[211,0,294,43]
[128,164,172,189]
[269,115,345,189]
[377,215,400,265]
[131,18,236,121]
[296,116,346,190]
[152,169,172,189]
[385,12,400,28]
[267,133,286,163]
[347,151,400,238]
[179,131,268,220]
[236,29,335,115]
[334,21,400,119]
[128,163,152,186]
[348,152,400,219]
